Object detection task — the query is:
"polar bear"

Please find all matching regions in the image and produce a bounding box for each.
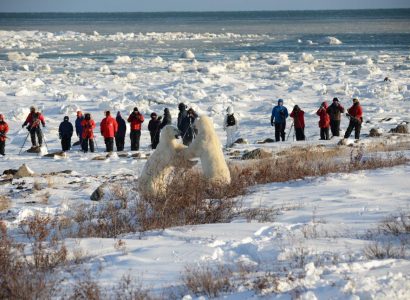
[138,125,196,198]
[183,116,231,185]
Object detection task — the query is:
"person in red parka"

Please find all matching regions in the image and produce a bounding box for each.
[81,113,96,153]
[127,107,144,151]
[316,101,330,140]
[290,105,305,141]
[344,98,363,140]
[100,111,118,152]
[22,106,46,147]
[0,114,9,155]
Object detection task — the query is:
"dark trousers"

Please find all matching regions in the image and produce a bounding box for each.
[320,127,330,140]
[104,137,114,152]
[295,128,305,141]
[82,138,95,153]
[0,141,5,155]
[330,120,341,137]
[150,132,160,149]
[274,122,286,142]
[344,119,361,139]
[115,135,125,151]
[61,136,71,151]
[30,127,43,147]
[130,130,141,151]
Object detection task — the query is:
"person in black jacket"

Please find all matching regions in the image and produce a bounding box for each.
[160,107,172,129]
[115,112,127,151]
[177,103,198,146]
[58,116,74,151]
[148,112,161,149]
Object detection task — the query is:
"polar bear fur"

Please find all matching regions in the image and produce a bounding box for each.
[183,116,231,185]
[138,125,196,198]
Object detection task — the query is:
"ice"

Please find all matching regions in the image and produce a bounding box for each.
[319,36,343,45]
[180,49,195,59]
[113,55,132,64]
[299,53,315,63]
[99,65,112,74]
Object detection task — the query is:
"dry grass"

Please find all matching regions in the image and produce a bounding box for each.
[378,212,410,236]
[0,195,10,211]
[182,264,233,298]
[364,241,405,259]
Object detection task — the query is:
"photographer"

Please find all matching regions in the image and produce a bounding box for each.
[326,97,345,137]
[290,105,305,141]
[148,112,161,149]
[80,113,96,153]
[127,107,145,151]
[344,98,363,140]
[22,106,46,148]
[178,103,198,146]
[270,99,289,142]
[0,114,9,155]
[316,101,330,140]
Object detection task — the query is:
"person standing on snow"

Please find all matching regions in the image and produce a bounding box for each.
[317,101,330,140]
[127,107,144,151]
[160,107,172,129]
[81,113,96,153]
[100,111,118,152]
[148,112,161,149]
[22,106,46,147]
[344,98,363,140]
[223,105,238,148]
[290,105,305,141]
[58,116,74,151]
[115,111,126,151]
[270,99,288,142]
[326,97,345,137]
[178,103,198,146]
[75,111,84,146]
[0,114,9,156]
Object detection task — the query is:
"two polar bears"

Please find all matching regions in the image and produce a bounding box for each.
[138,116,231,197]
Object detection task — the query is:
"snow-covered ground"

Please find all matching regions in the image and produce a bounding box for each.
[0,28,409,299]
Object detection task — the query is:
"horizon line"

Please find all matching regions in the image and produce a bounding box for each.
[1,7,410,13]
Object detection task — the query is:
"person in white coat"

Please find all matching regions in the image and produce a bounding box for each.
[223,105,238,148]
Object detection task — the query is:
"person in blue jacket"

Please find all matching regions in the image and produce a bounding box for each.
[270,98,289,142]
[75,111,84,146]
[58,116,74,151]
[115,111,127,151]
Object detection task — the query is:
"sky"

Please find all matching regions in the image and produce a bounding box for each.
[0,0,410,12]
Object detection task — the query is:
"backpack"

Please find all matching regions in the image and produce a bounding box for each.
[227,114,236,126]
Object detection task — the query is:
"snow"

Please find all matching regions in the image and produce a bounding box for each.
[0,26,409,299]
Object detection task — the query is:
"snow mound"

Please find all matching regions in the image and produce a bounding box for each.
[60,104,80,115]
[7,52,39,61]
[152,56,163,63]
[15,164,35,178]
[8,107,30,121]
[37,64,52,73]
[319,36,343,45]
[198,64,226,74]
[14,86,32,96]
[299,53,315,63]
[126,72,137,81]
[180,49,195,59]
[268,54,291,66]
[168,63,184,73]
[114,56,132,64]
[99,65,111,74]
[347,56,374,65]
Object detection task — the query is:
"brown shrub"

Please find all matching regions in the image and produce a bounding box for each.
[378,212,410,236]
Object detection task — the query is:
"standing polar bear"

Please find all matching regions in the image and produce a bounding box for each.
[183,116,231,185]
[138,125,196,198]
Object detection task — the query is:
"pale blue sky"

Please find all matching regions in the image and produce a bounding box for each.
[0,0,409,12]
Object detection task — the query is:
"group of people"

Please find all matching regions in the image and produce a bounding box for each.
[0,97,362,156]
[271,97,363,142]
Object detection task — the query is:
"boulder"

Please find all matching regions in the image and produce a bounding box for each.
[234,138,248,145]
[389,124,409,134]
[90,185,105,201]
[14,164,35,179]
[3,169,18,176]
[256,138,275,144]
[242,148,272,160]
[26,146,42,153]
[43,151,67,158]
[369,128,382,137]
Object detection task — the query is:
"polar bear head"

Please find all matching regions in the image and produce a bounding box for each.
[194,116,214,138]
[160,125,180,143]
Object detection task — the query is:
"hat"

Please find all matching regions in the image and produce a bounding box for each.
[117,111,121,117]
[30,106,36,112]
[333,97,339,102]
[226,106,234,115]
[64,116,69,121]
[133,107,139,112]
[178,102,186,110]
[150,112,157,118]
[105,111,111,116]
[278,99,284,104]
[353,98,359,103]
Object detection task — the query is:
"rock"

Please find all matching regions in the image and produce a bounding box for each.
[242,148,272,160]
[14,164,35,179]
[256,138,275,144]
[389,124,409,134]
[90,185,104,201]
[234,138,248,144]
[92,156,107,161]
[43,151,67,158]
[3,169,18,176]
[338,138,348,146]
[369,128,382,137]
